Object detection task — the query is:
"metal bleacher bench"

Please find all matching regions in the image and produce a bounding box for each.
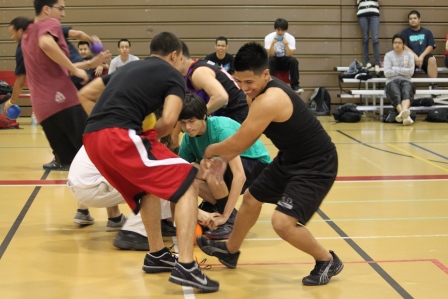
[335,66,448,73]
[335,67,448,117]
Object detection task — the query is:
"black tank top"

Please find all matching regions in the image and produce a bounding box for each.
[259,79,335,163]
[186,60,247,114]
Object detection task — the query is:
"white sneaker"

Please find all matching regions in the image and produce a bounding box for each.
[395,109,410,123]
[403,117,414,126]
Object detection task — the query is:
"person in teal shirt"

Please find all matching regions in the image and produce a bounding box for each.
[178,93,271,239]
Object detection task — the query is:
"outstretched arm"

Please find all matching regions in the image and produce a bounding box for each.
[77,77,106,115]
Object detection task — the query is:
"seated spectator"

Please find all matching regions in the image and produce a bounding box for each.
[78,41,109,77]
[108,38,139,74]
[204,36,234,73]
[445,33,448,68]
[401,10,438,89]
[384,34,415,126]
[264,18,303,93]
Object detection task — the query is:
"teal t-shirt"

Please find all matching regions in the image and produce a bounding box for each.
[179,116,271,164]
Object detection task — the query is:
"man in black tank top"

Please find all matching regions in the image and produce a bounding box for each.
[196,43,344,286]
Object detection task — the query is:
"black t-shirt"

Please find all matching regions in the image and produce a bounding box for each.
[259,79,335,163]
[85,57,185,133]
[204,53,234,73]
[14,41,26,75]
[186,59,247,115]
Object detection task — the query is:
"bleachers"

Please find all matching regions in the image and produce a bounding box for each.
[1,1,448,114]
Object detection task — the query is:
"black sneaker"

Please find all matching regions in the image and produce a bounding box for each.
[226,209,238,225]
[142,248,177,273]
[291,85,304,93]
[113,230,149,251]
[43,158,70,171]
[302,251,344,286]
[204,224,233,240]
[169,261,219,292]
[196,236,240,269]
[161,219,176,237]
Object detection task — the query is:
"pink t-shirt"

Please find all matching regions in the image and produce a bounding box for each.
[21,18,79,122]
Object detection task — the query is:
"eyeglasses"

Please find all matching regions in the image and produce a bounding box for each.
[51,5,65,12]
[393,42,403,45]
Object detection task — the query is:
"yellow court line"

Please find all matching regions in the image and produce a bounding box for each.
[387,143,448,173]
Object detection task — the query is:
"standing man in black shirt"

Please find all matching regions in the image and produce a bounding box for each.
[205,36,234,74]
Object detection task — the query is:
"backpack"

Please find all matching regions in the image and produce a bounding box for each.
[0,114,20,129]
[0,80,13,95]
[426,109,448,122]
[411,97,434,107]
[308,87,331,116]
[338,60,363,79]
[333,103,362,123]
[382,110,417,123]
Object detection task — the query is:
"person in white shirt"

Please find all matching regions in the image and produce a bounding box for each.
[108,38,139,74]
[384,33,415,126]
[264,18,303,93]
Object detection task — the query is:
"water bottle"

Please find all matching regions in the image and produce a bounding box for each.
[30,112,38,126]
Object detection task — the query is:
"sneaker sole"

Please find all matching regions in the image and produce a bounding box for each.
[402,119,414,126]
[196,238,237,269]
[73,219,95,225]
[169,275,219,292]
[142,265,174,273]
[106,226,123,232]
[113,240,149,251]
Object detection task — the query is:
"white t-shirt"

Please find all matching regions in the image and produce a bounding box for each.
[108,54,140,74]
[68,145,106,188]
[264,32,296,57]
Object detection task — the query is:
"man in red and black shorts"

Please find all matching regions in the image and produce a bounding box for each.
[82,32,219,293]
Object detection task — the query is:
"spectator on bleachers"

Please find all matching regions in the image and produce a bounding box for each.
[384,33,415,126]
[356,0,381,74]
[205,36,234,73]
[264,18,303,93]
[445,33,448,68]
[78,41,109,77]
[108,39,139,74]
[401,10,438,89]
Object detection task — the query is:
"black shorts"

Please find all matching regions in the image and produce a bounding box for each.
[385,79,415,107]
[248,151,338,225]
[418,54,435,74]
[223,157,268,194]
[444,56,448,68]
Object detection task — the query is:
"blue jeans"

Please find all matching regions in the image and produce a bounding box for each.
[358,16,380,66]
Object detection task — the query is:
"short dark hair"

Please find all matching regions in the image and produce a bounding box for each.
[215,36,228,45]
[78,41,90,48]
[274,18,288,31]
[9,17,32,31]
[181,41,190,59]
[392,33,406,45]
[34,0,58,15]
[149,32,182,56]
[118,38,131,48]
[408,10,420,19]
[233,42,269,75]
[179,93,207,120]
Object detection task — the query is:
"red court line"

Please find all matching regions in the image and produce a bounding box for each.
[205,259,448,275]
[2,175,448,186]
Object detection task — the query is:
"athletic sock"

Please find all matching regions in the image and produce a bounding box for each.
[178,261,195,269]
[108,214,123,223]
[214,196,228,214]
[151,247,169,256]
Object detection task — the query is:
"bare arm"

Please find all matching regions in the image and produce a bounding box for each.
[77,77,105,115]
[221,157,245,221]
[39,34,88,82]
[3,74,27,113]
[282,39,294,57]
[191,67,229,114]
[155,95,183,138]
[204,88,286,160]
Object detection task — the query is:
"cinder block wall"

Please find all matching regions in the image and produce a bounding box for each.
[1,0,447,115]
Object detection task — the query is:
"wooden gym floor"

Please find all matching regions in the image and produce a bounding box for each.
[0,115,447,299]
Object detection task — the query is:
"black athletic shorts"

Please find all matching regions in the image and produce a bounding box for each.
[248,151,338,225]
[223,157,269,194]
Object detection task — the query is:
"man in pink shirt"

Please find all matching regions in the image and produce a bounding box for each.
[21,0,88,170]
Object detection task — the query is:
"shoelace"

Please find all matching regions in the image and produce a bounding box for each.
[195,256,212,270]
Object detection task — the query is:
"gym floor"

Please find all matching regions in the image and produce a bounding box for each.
[0,115,447,298]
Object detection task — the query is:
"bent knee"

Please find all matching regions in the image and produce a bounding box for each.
[272,212,297,237]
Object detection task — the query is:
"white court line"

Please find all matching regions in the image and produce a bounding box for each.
[244,233,448,242]
[171,236,196,299]
[257,216,448,222]
[325,198,448,203]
